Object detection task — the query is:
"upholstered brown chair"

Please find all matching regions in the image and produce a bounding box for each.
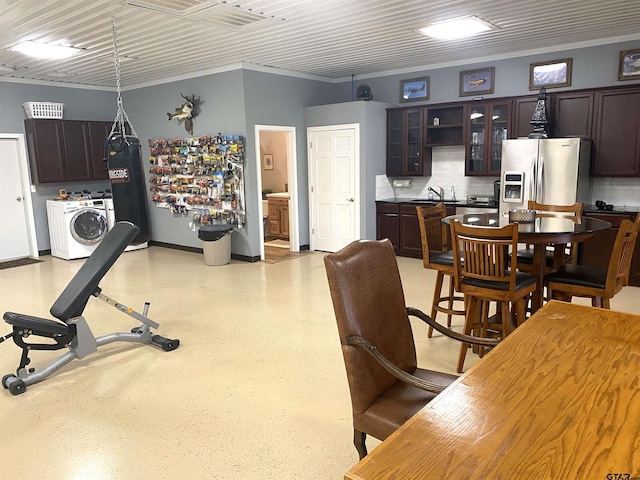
[516,201,584,271]
[324,239,499,459]
[545,213,640,308]
[450,220,537,373]
[415,204,465,338]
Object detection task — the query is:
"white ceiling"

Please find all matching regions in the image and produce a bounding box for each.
[1,0,639,89]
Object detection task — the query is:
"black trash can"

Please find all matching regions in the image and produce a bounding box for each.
[198,225,233,266]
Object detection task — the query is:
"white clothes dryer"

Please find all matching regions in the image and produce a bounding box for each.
[46,199,109,260]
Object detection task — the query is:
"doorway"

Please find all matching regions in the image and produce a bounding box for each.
[0,134,38,261]
[254,125,299,261]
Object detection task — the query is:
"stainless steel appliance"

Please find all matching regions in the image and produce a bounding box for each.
[499,138,592,216]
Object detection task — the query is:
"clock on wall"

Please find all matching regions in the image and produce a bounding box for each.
[356,84,372,101]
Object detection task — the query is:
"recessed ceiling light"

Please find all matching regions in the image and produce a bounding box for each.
[418,16,497,40]
[9,40,82,59]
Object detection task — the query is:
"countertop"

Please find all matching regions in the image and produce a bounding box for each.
[376,198,497,208]
[265,192,290,199]
[376,199,639,214]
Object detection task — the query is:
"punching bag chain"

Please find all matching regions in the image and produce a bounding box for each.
[109,15,138,142]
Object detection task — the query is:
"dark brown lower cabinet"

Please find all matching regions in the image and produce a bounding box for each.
[580,212,640,287]
[376,202,455,259]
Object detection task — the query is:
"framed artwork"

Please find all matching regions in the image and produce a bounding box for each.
[400,77,429,103]
[529,58,572,90]
[263,154,274,170]
[459,67,495,96]
[618,49,640,81]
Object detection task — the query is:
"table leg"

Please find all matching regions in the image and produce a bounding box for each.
[530,244,546,313]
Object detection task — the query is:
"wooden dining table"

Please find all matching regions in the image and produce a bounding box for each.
[444,212,611,313]
[345,300,640,480]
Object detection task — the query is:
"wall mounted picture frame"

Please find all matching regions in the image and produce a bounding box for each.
[529,58,572,90]
[618,49,640,81]
[400,77,429,103]
[263,154,274,170]
[459,67,495,96]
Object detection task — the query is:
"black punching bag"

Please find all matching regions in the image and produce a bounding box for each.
[106,134,151,245]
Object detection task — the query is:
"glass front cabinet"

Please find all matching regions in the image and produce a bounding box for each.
[465,101,511,176]
[387,108,428,176]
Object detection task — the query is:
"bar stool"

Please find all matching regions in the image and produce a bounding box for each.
[416,204,465,338]
[450,220,537,372]
[546,213,640,308]
[516,201,584,272]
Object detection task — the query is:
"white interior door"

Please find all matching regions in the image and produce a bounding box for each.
[0,135,35,261]
[308,125,359,252]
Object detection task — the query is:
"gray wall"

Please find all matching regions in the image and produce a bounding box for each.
[0,81,115,251]
[2,38,639,255]
[304,101,388,240]
[340,41,640,106]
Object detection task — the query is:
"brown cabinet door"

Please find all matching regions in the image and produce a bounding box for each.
[386,108,426,176]
[593,89,640,176]
[62,120,93,182]
[24,119,66,183]
[465,100,511,176]
[280,206,289,238]
[376,202,400,252]
[88,121,112,180]
[552,92,594,139]
[399,205,422,258]
[513,97,538,139]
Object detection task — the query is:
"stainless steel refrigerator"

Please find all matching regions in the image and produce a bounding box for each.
[499,138,592,216]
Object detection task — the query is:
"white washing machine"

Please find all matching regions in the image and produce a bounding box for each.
[104,198,148,252]
[46,199,109,260]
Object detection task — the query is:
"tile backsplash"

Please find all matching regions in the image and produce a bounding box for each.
[376,145,640,209]
[376,146,497,202]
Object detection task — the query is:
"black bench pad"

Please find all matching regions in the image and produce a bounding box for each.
[4,312,69,336]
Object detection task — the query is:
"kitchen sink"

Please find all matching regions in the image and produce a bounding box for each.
[406,199,460,204]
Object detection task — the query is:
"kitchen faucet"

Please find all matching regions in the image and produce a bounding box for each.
[428,186,444,200]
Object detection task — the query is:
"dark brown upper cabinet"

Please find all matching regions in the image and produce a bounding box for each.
[386,108,429,176]
[465,100,511,176]
[593,88,640,177]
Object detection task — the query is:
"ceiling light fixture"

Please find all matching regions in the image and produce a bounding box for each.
[9,40,82,59]
[418,16,497,41]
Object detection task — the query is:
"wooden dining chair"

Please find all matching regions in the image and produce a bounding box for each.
[416,204,465,338]
[450,220,537,372]
[516,201,584,272]
[545,213,640,308]
[324,239,500,459]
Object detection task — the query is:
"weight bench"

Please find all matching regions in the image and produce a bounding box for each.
[1,221,179,395]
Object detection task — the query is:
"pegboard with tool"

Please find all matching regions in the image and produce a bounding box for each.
[148,134,245,228]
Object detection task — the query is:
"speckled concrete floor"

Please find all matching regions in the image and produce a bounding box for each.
[1,246,638,479]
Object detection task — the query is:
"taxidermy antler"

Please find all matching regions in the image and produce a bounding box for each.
[167,93,201,135]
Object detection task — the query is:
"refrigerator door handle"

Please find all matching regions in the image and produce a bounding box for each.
[537,155,544,203]
[530,157,537,202]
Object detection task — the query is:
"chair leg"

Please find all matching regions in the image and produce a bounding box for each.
[446,278,454,327]
[501,301,511,337]
[428,271,445,338]
[457,296,478,373]
[602,297,611,309]
[354,429,367,460]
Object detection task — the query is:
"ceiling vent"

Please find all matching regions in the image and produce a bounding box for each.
[121,0,283,29]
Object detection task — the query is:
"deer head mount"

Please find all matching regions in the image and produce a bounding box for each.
[167,93,202,135]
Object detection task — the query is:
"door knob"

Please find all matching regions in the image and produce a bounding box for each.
[16,196,23,201]
[346,198,354,202]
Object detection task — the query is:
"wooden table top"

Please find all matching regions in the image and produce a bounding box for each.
[345,301,640,480]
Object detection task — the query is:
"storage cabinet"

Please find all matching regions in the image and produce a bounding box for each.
[24,119,112,183]
[580,212,640,286]
[593,89,640,177]
[465,100,511,176]
[268,197,289,239]
[553,92,594,139]
[386,108,429,177]
[376,201,455,258]
[24,119,66,183]
[424,105,464,146]
[88,121,112,181]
